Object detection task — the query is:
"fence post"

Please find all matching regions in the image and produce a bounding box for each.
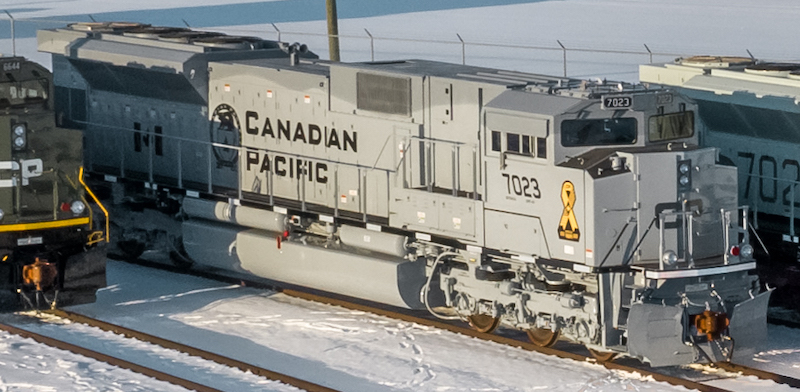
[457,33,465,65]
[3,11,14,57]
[365,28,374,61]
[557,40,566,77]
[271,23,281,42]
[644,44,653,64]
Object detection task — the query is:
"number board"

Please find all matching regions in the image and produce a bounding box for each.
[1,61,21,72]
[602,96,632,109]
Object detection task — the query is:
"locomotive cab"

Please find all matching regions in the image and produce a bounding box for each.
[481,86,768,365]
[0,57,107,309]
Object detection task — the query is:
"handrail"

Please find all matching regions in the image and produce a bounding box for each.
[399,134,479,198]
[78,166,109,243]
[658,209,695,269]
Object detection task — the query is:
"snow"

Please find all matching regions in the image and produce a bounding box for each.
[0,0,799,390]
[4,0,800,80]
[0,329,192,392]
[5,260,697,391]
[0,259,796,391]
[4,311,302,392]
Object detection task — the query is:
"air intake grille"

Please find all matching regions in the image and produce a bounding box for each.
[356,73,411,116]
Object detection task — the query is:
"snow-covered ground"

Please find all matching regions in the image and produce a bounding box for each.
[3,0,800,80]
[1,259,797,391]
[0,329,193,391]
[0,259,786,392]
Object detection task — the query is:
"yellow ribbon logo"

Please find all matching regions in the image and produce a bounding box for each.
[559,181,580,241]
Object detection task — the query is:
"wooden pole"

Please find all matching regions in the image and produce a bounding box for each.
[326,0,340,61]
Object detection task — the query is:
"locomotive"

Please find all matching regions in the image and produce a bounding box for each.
[640,57,800,307]
[38,22,770,366]
[0,56,107,310]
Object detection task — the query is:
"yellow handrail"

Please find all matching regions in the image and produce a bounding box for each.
[78,167,109,243]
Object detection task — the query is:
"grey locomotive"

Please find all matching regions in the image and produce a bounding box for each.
[641,57,800,307]
[39,22,770,366]
[0,56,107,309]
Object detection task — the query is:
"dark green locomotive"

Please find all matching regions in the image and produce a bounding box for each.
[0,57,106,309]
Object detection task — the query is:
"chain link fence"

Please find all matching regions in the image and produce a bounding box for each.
[2,14,792,81]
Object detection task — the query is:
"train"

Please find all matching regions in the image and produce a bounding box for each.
[36,22,770,366]
[0,56,107,310]
[640,58,800,307]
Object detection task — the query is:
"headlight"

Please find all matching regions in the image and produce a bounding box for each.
[0,209,4,221]
[70,200,86,215]
[740,244,754,259]
[12,124,25,136]
[679,175,690,186]
[679,163,690,174]
[662,250,678,267]
[11,123,26,150]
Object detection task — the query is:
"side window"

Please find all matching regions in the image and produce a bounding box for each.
[490,130,546,159]
[491,131,501,152]
[506,133,520,153]
[536,137,547,158]
[155,125,163,156]
[134,122,142,152]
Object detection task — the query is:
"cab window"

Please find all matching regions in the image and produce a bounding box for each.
[648,111,694,142]
[561,118,637,147]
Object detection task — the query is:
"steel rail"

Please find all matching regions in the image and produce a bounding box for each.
[280,289,733,392]
[0,320,224,392]
[286,288,800,391]
[713,362,800,389]
[44,309,340,392]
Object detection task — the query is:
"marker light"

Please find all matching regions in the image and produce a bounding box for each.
[730,246,740,257]
[0,208,4,221]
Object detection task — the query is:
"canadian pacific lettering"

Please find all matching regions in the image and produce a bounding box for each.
[245,110,357,152]
[245,150,328,184]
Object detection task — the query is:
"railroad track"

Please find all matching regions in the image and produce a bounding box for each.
[281,288,799,392]
[0,310,339,392]
[120,256,800,392]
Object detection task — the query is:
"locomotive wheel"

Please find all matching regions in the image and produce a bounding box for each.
[467,314,501,333]
[587,348,617,362]
[526,328,560,347]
